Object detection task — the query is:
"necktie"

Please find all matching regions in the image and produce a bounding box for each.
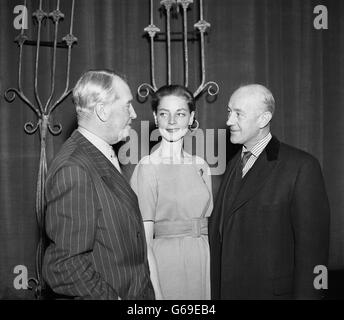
[110,149,122,173]
[241,151,252,172]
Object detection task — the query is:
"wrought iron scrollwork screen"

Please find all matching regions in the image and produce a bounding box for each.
[4,0,77,299]
[138,0,219,99]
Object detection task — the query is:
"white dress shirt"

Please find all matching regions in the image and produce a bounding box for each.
[241,132,272,177]
[78,127,122,173]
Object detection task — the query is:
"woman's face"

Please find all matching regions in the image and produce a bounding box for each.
[155,95,194,142]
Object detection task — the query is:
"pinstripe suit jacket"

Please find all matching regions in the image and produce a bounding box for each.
[43,130,154,300]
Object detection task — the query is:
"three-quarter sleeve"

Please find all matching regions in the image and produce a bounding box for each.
[130,160,158,222]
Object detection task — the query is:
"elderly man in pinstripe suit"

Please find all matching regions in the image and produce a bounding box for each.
[43,70,155,300]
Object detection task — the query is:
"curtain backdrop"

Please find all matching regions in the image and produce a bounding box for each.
[1,0,343,299]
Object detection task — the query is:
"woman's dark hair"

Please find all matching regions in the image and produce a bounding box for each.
[151,85,196,113]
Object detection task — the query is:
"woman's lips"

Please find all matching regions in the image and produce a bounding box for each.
[166,128,180,133]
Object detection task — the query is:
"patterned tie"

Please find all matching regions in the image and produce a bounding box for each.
[241,151,252,172]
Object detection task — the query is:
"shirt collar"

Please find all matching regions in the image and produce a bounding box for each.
[242,132,272,158]
[78,126,115,161]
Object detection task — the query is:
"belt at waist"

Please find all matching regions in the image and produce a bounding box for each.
[154,218,208,238]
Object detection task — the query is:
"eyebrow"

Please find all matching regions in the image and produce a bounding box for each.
[158,107,188,112]
[228,106,244,113]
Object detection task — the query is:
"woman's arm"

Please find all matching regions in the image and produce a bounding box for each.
[131,160,164,299]
[143,221,164,300]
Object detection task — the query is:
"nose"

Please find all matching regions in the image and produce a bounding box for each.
[129,104,137,119]
[168,115,176,125]
[226,112,235,126]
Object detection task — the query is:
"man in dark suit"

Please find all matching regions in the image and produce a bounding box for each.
[209,84,330,299]
[43,70,155,300]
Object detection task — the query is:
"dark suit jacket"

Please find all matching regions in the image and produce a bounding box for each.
[43,130,154,300]
[209,136,330,299]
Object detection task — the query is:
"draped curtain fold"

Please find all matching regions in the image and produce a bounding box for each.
[1,0,343,299]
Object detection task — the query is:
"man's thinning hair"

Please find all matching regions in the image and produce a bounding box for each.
[237,84,275,116]
[72,70,123,121]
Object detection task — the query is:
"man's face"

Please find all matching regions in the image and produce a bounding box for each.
[106,80,136,144]
[226,90,264,148]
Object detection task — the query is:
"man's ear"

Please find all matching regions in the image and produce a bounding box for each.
[189,111,195,126]
[259,111,272,128]
[95,103,108,122]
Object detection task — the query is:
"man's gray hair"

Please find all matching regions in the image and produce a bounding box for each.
[72,70,123,119]
[238,84,275,116]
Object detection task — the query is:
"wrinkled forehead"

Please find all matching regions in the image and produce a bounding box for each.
[114,77,133,101]
[228,88,265,111]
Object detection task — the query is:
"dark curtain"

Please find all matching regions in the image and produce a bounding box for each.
[1,0,343,299]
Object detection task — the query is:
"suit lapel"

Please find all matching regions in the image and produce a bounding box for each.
[71,130,140,217]
[228,136,281,215]
[210,152,241,238]
[220,153,241,212]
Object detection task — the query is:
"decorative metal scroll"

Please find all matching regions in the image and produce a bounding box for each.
[4,0,77,299]
[138,0,219,99]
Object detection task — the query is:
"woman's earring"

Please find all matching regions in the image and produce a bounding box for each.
[153,115,158,127]
[189,119,199,132]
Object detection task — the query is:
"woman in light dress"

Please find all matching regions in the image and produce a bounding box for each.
[131,85,213,300]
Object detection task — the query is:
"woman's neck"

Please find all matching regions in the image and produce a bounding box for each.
[159,138,184,160]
